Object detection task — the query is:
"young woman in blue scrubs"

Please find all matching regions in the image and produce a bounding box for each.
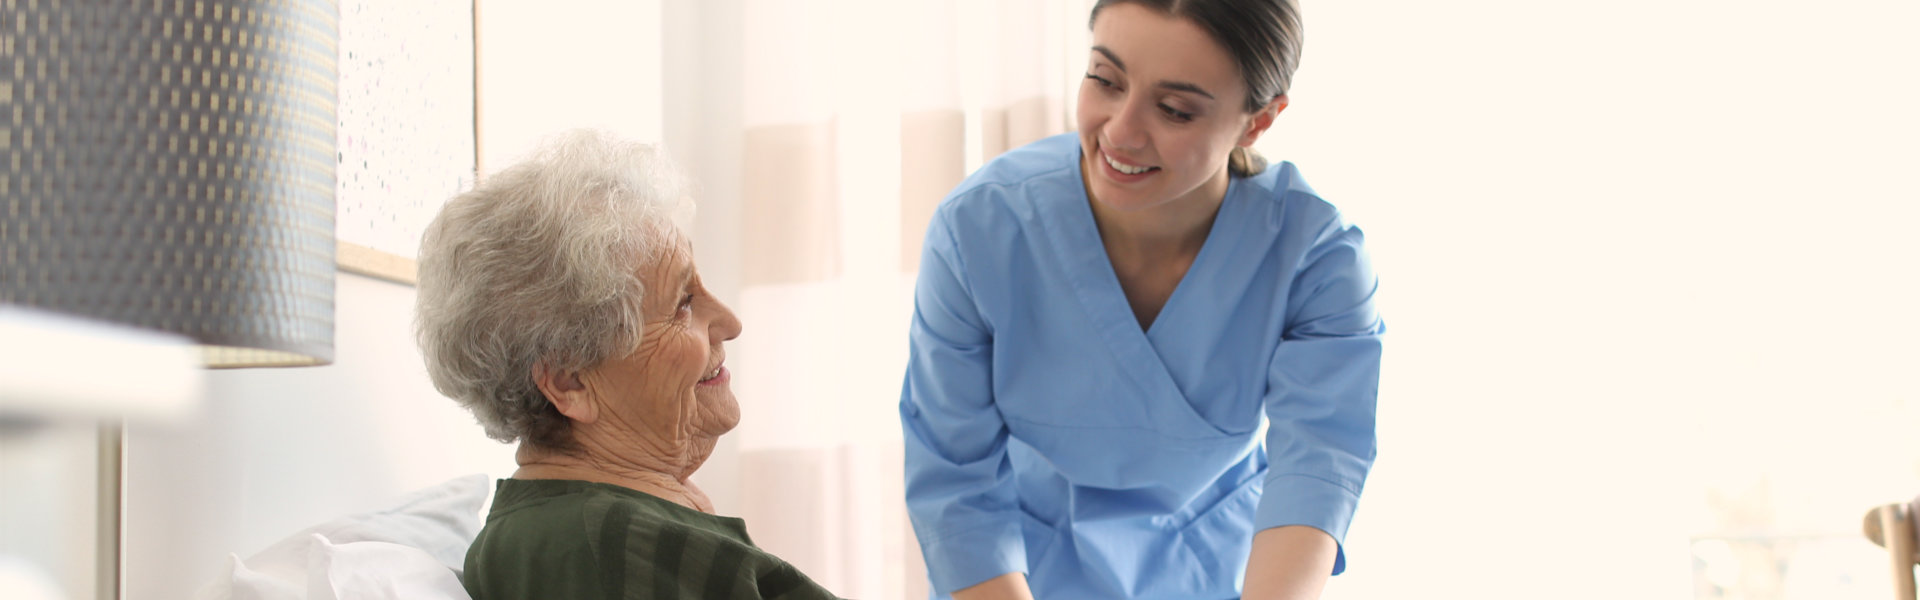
[900,0,1382,599]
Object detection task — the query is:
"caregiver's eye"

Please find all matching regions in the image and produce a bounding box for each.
[1159,103,1195,122]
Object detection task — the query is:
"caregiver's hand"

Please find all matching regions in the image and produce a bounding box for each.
[1241,525,1338,600]
[951,572,1036,600]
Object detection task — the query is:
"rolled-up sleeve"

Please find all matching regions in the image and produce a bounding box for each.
[1255,216,1384,576]
[900,213,1025,593]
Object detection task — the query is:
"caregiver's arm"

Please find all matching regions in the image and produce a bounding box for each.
[904,210,1033,598]
[951,573,1035,600]
[1242,525,1338,600]
[1251,209,1383,599]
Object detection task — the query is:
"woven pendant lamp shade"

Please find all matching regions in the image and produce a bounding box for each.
[1,0,339,367]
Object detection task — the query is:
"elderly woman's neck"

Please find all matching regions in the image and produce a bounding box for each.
[512,440,719,513]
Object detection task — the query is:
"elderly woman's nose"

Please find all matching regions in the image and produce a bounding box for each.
[712,298,743,342]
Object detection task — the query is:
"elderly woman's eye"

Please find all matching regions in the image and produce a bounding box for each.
[678,294,695,312]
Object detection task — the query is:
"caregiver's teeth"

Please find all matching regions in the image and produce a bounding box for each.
[1106,154,1151,175]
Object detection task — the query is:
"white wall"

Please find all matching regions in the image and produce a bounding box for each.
[476,0,664,173]
[0,425,102,600]
[124,273,517,599]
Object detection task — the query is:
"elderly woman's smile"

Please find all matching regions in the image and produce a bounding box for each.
[698,364,727,384]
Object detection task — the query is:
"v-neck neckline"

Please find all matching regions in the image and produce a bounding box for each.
[1140,194,1238,340]
[1036,150,1250,439]
[1072,169,1245,340]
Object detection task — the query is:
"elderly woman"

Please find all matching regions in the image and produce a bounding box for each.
[416,130,839,600]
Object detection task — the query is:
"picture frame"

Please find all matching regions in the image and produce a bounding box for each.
[332,0,482,286]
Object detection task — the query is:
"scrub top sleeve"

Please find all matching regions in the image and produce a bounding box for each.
[1255,216,1384,576]
[900,214,1028,593]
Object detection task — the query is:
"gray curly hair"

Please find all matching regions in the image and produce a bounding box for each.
[415,129,690,449]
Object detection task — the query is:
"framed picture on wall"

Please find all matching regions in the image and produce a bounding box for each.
[334,0,479,285]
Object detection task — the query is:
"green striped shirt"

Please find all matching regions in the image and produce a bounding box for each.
[463,479,842,600]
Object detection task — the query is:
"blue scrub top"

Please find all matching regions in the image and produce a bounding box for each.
[901,134,1384,600]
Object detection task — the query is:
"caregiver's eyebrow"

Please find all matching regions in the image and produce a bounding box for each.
[1093,46,1128,71]
[1091,45,1217,100]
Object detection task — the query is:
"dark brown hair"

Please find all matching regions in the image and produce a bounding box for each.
[1090,0,1302,176]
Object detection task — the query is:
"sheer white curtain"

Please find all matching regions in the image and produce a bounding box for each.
[661,1,1089,597]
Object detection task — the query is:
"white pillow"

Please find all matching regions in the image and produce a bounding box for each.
[195,473,491,600]
[307,535,470,600]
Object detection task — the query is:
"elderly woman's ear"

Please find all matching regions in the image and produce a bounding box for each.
[533,361,598,424]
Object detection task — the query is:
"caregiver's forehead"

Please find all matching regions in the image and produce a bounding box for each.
[1089,4,1240,85]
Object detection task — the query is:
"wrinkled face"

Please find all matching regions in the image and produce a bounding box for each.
[582,228,743,442]
[1077,3,1259,211]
